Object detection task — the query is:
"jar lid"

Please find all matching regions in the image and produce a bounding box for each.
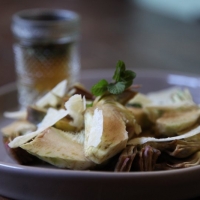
[12,9,80,43]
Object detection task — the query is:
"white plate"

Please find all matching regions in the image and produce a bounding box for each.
[1,69,200,200]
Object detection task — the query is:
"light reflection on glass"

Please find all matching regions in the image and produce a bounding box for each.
[167,74,200,88]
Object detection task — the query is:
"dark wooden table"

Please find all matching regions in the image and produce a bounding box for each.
[2,0,200,199]
[0,197,10,200]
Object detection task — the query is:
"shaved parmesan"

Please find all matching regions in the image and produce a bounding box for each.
[128,125,200,145]
[35,80,67,108]
[8,94,86,148]
[65,94,86,129]
[51,80,68,97]
[8,108,69,148]
[38,108,69,128]
[87,108,103,147]
[4,110,27,120]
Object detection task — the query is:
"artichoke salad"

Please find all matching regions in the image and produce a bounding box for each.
[2,61,200,171]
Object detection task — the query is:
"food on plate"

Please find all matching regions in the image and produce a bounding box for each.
[2,60,200,171]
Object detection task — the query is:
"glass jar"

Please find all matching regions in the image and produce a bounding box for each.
[11,9,80,108]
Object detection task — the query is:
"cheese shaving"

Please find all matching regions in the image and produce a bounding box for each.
[128,125,200,145]
[64,94,86,129]
[87,108,103,147]
[8,108,69,148]
[51,79,68,97]
[8,94,86,148]
[35,79,67,108]
[3,109,27,120]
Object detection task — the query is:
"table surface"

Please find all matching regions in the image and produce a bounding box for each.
[0,197,9,200]
[1,1,200,199]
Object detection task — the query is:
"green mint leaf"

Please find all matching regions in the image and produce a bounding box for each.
[122,70,136,81]
[124,80,133,88]
[120,70,136,88]
[112,60,126,82]
[91,60,137,96]
[107,82,126,94]
[91,79,108,96]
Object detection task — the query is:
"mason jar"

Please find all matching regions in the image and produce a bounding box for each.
[11,9,80,108]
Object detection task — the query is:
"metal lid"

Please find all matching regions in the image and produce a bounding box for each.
[11,9,80,43]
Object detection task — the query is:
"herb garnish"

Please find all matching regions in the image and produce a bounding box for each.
[91,60,136,96]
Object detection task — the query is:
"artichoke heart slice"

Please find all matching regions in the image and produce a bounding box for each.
[156,109,200,136]
[20,127,95,170]
[1,120,37,139]
[84,104,128,164]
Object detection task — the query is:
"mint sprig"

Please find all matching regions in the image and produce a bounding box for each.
[91,79,108,96]
[91,60,136,96]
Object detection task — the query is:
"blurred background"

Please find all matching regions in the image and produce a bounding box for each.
[1,0,200,87]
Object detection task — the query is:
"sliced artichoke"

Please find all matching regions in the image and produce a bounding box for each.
[54,116,77,132]
[27,105,46,125]
[128,93,152,107]
[20,127,95,170]
[156,109,200,136]
[1,120,37,164]
[84,96,141,164]
[1,120,37,140]
[8,94,86,148]
[147,88,196,120]
[67,83,94,100]
[84,106,127,164]
[127,107,152,130]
